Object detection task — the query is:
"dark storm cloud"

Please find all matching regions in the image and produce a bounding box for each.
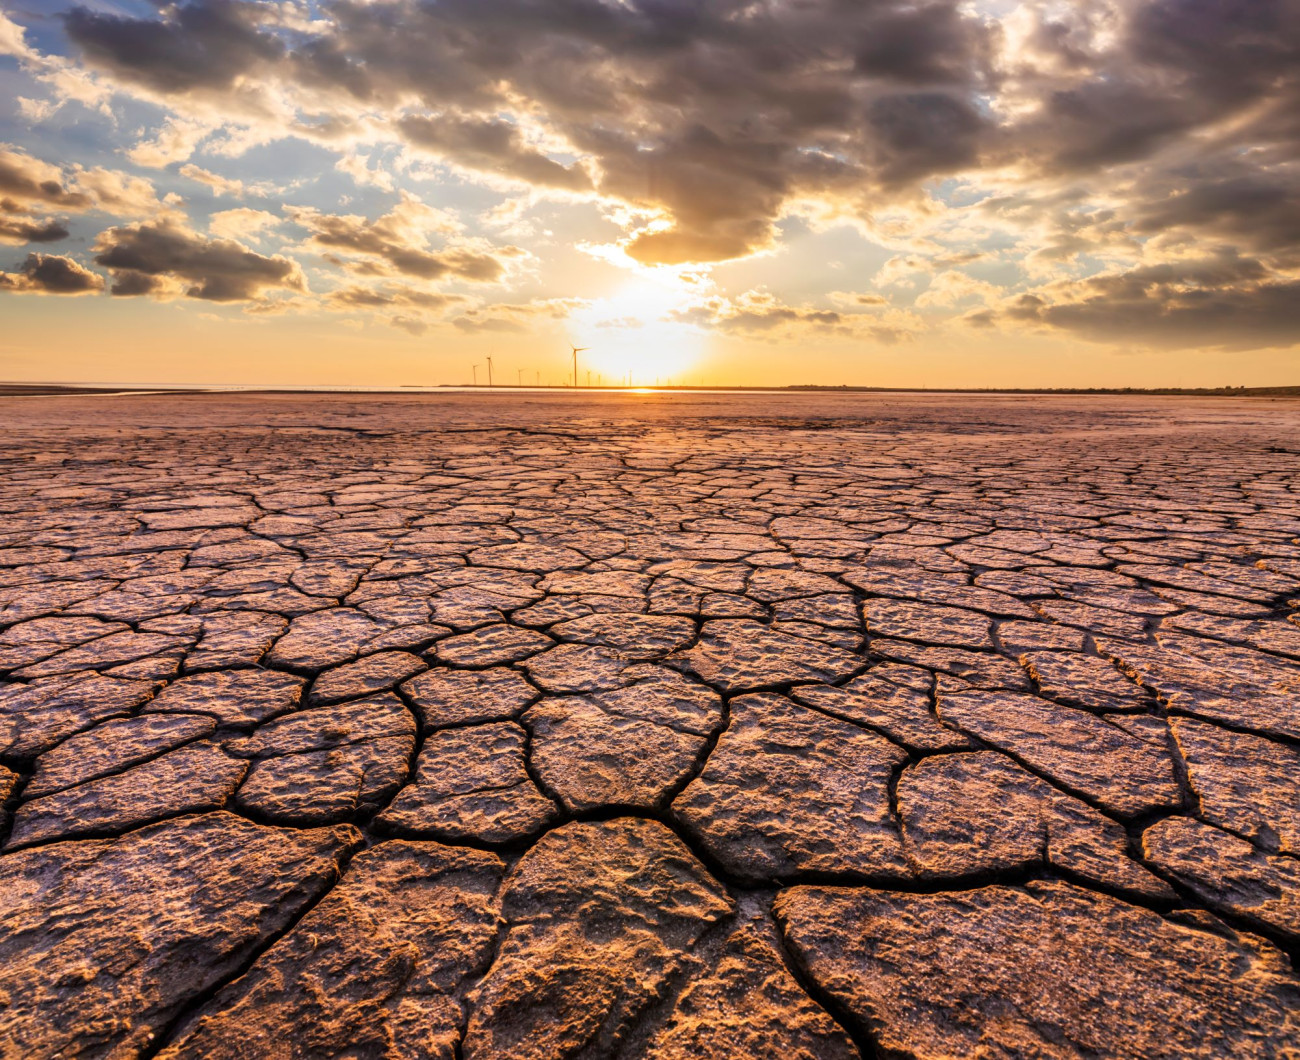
[1002,255,1300,349]
[855,3,994,85]
[1130,172,1300,254]
[593,123,823,264]
[364,0,998,261]
[1032,84,1192,172]
[63,0,1000,263]
[92,218,306,301]
[1012,0,1300,178]
[0,253,104,294]
[64,0,283,94]
[398,115,593,191]
[866,92,985,185]
[55,0,1300,288]
[1131,0,1300,105]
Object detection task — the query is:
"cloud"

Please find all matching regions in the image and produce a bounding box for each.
[671,287,923,345]
[325,284,465,312]
[830,291,890,307]
[0,145,92,212]
[0,145,168,252]
[63,0,283,95]
[179,164,245,197]
[672,291,844,333]
[129,118,214,168]
[0,216,70,245]
[866,92,988,185]
[0,10,35,61]
[92,217,307,301]
[1129,171,1300,254]
[719,305,844,333]
[6,0,1294,357]
[181,164,276,201]
[290,197,516,281]
[451,316,525,334]
[399,114,592,191]
[855,3,994,85]
[390,315,430,335]
[0,253,105,294]
[335,153,396,192]
[57,0,1003,263]
[70,168,169,217]
[321,283,460,335]
[208,207,281,240]
[863,323,915,346]
[994,253,1300,349]
[914,270,1002,309]
[48,0,1300,276]
[874,256,933,289]
[0,145,164,217]
[451,297,585,333]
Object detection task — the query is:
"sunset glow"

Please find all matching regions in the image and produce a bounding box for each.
[0,0,1297,386]
[570,274,709,386]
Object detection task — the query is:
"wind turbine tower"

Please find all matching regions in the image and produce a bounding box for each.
[570,345,590,388]
[486,356,494,387]
[472,363,480,386]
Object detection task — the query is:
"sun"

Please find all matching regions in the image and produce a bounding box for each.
[567,274,708,387]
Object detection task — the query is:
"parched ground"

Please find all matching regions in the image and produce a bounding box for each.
[1,390,1299,1060]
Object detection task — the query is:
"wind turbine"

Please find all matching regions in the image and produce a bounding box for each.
[486,356,494,387]
[570,345,589,388]
[517,368,524,386]
[472,363,480,386]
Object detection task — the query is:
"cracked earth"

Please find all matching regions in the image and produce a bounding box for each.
[2,390,1299,1059]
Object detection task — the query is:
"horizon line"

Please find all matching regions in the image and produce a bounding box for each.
[4,382,1300,399]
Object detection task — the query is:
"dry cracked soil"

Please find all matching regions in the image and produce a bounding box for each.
[1,389,1299,1060]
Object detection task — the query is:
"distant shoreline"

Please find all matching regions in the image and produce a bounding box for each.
[3,382,1299,398]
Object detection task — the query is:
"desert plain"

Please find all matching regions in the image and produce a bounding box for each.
[1,389,1298,1059]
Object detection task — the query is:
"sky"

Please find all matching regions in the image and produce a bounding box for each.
[0,0,1298,388]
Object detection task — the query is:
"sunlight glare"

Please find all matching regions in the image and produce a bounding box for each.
[569,272,707,386]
